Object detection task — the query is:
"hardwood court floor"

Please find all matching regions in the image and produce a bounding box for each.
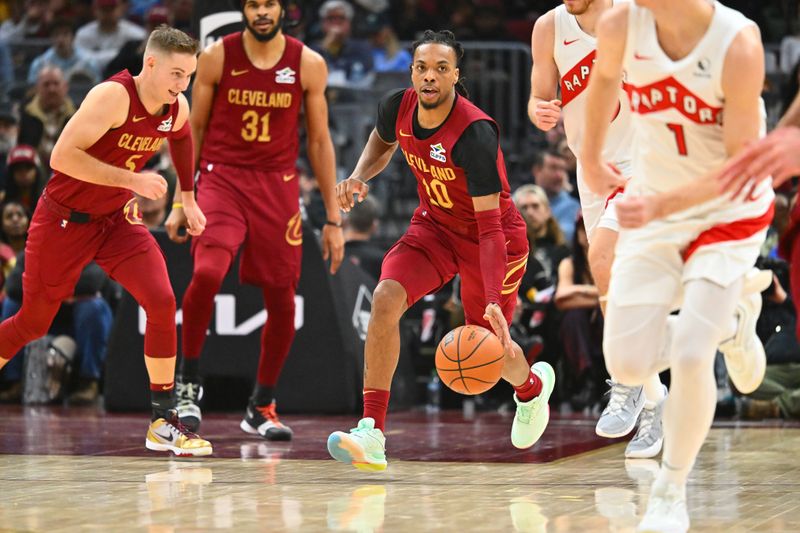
[0,406,798,532]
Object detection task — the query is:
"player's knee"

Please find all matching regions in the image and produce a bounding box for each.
[142,291,177,323]
[263,286,295,314]
[193,261,227,289]
[670,331,715,379]
[603,337,651,385]
[371,280,407,323]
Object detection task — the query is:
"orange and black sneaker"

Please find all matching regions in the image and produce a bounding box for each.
[146,409,213,457]
[240,400,293,441]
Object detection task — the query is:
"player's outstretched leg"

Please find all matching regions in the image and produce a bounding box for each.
[109,245,213,457]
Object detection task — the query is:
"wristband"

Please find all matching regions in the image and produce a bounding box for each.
[172,202,183,209]
[325,220,342,228]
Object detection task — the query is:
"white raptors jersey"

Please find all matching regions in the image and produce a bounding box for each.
[622,2,767,197]
[553,1,633,165]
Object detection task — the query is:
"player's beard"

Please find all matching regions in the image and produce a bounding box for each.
[245,8,284,43]
[418,87,448,110]
[565,0,593,15]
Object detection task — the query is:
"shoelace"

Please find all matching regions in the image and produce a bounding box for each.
[165,413,201,439]
[176,383,199,407]
[632,409,656,443]
[256,403,284,427]
[604,380,637,417]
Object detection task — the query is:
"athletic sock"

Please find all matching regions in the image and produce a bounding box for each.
[150,382,175,421]
[513,369,543,402]
[179,358,200,383]
[252,384,274,406]
[363,388,390,431]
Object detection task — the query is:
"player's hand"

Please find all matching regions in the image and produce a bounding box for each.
[131,172,168,200]
[718,127,800,197]
[483,303,514,359]
[182,201,206,237]
[533,99,562,131]
[322,223,344,274]
[615,195,662,228]
[336,177,369,212]
[165,204,189,243]
[580,161,626,197]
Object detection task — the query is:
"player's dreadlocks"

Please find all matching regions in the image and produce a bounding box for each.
[411,30,470,98]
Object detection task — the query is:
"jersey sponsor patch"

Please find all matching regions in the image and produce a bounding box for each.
[275,67,296,84]
[429,142,447,163]
[157,115,173,132]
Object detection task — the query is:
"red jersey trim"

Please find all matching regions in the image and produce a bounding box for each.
[682,202,774,262]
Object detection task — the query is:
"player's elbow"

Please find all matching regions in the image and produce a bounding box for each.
[49,143,68,173]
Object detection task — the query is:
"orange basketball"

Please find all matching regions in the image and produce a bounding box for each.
[435,325,505,395]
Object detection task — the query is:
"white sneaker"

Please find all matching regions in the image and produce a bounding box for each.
[626,392,666,459]
[596,380,645,438]
[637,482,689,533]
[719,290,766,394]
[327,418,387,471]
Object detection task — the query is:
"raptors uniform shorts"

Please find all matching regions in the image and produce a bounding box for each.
[380,208,529,329]
[608,180,774,309]
[576,160,633,240]
[26,194,158,301]
[193,161,303,288]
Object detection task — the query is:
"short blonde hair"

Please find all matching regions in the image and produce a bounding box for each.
[145,25,199,56]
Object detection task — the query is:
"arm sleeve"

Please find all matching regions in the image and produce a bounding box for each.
[375,88,406,143]
[475,208,507,305]
[452,120,502,197]
[168,119,195,192]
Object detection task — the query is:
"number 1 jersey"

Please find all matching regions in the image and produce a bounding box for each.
[201,32,304,171]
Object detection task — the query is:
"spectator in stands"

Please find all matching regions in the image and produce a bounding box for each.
[312,0,374,88]
[367,13,411,73]
[103,5,169,78]
[17,66,74,171]
[0,104,17,182]
[126,0,161,22]
[0,0,51,41]
[555,213,605,411]
[74,0,147,70]
[4,144,43,211]
[28,20,101,85]
[0,201,26,301]
[165,0,193,36]
[343,195,384,280]
[390,0,440,41]
[513,184,569,285]
[0,254,115,404]
[530,148,579,241]
[472,0,513,41]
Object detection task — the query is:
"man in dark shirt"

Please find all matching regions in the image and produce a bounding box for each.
[327,30,555,471]
[343,195,384,281]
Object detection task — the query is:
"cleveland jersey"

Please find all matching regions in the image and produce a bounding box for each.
[46,70,180,215]
[395,89,514,239]
[554,1,633,165]
[202,33,304,171]
[622,1,770,205]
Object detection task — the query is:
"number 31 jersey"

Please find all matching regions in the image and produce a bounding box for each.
[622,2,765,195]
[202,32,304,171]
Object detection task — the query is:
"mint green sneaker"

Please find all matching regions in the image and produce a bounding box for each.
[327,417,387,472]
[511,361,556,449]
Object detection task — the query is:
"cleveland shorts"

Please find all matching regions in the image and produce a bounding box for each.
[193,161,303,287]
[380,208,529,329]
[26,195,159,301]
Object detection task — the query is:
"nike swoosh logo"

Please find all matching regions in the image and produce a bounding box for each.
[231,69,249,77]
[399,130,413,137]
[283,174,295,182]
[132,116,147,123]
[154,427,174,442]
[563,39,579,46]
[634,52,651,61]
[161,385,172,391]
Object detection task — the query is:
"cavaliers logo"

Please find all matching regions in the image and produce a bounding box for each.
[124,198,143,225]
[285,211,302,246]
[501,254,529,295]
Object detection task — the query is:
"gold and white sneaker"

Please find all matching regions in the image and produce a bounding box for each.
[146,410,212,457]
